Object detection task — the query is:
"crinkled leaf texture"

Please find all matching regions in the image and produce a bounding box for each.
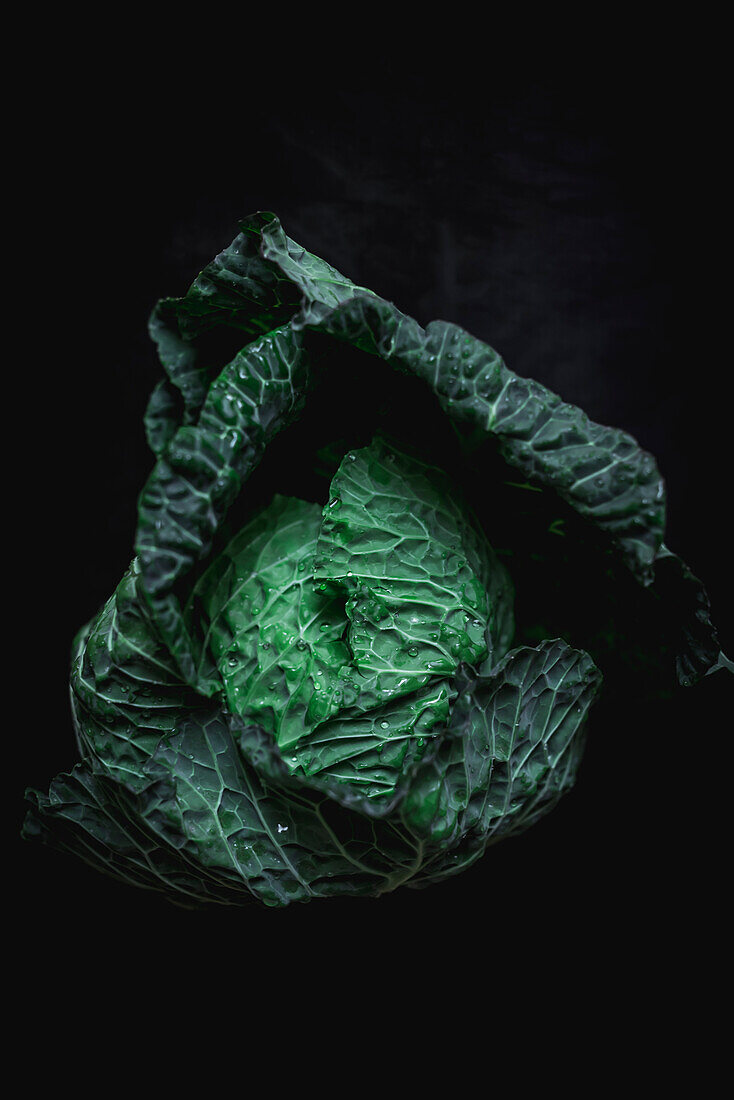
[23,213,731,908]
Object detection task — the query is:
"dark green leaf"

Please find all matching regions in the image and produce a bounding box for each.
[291,292,727,682]
[403,638,602,876]
[136,324,309,692]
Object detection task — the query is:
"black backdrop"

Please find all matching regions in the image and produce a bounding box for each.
[15,65,731,988]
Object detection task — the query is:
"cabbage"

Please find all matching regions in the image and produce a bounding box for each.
[23,213,730,908]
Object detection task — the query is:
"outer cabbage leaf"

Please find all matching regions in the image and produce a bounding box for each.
[144,209,376,449]
[294,295,665,583]
[23,765,236,907]
[25,711,423,907]
[402,638,602,854]
[26,558,433,904]
[289,292,727,684]
[136,323,309,694]
[69,559,196,790]
[25,630,602,908]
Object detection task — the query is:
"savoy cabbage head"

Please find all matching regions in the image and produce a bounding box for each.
[23,212,731,908]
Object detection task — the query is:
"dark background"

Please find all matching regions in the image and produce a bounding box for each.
[12,48,730,1006]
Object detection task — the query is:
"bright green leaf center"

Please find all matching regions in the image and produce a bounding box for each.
[191,436,514,806]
